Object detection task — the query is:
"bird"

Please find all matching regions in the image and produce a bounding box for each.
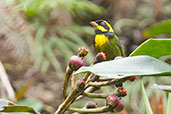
[90,20,125,60]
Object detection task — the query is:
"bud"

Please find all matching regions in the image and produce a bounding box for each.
[129,76,137,82]
[106,94,119,108]
[95,52,106,63]
[77,47,88,57]
[115,100,124,112]
[86,102,97,109]
[117,87,127,97]
[69,55,84,71]
[76,80,86,89]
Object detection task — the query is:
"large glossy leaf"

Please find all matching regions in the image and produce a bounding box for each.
[75,56,171,79]
[144,19,171,37]
[0,99,39,114]
[151,83,171,93]
[130,39,171,57]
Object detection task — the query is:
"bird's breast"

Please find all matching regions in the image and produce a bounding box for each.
[95,34,109,47]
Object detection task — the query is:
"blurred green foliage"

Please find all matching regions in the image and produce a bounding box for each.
[5,0,105,77]
[144,19,171,37]
[16,0,104,19]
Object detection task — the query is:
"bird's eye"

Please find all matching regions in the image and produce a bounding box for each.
[101,22,105,25]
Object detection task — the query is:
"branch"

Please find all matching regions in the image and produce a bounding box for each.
[63,66,73,99]
[68,106,110,113]
[75,86,100,101]
[87,77,129,87]
[83,92,107,99]
[55,80,85,114]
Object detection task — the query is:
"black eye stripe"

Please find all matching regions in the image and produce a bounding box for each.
[95,20,110,32]
[103,24,109,31]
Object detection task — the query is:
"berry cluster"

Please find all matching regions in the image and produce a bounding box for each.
[57,46,138,114]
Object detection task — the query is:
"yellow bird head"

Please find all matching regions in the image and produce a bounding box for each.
[90,20,114,34]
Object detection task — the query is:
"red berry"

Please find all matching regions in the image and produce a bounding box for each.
[117,87,127,97]
[86,102,97,109]
[120,87,127,95]
[78,47,88,57]
[129,76,137,81]
[115,101,124,112]
[69,55,83,70]
[106,94,119,108]
[95,52,106,63]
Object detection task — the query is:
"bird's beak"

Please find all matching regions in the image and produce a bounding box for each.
[90,21,98,27]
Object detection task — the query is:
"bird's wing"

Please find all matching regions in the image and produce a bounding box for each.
[104,32,125,56]
[115,35,125,56]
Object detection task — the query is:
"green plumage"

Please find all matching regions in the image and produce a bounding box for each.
[93,33,124,60]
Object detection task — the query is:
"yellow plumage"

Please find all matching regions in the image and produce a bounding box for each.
[104,20,114,33]
[95,34,109,47]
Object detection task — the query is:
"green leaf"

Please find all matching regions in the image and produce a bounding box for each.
[140,79,153,114]
[74,56,171,79]
[151,83,171,93]
[130,38,171,58]
[17,98,43,112]
[144,19,171,37]
[0,99,39,114]
[167,93,171,114]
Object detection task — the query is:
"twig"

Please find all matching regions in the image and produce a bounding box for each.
[68,106,110,113]
[75,85,100,102]
[83,92,107,99]
[55,80,85,114]
[98,78,113,81]
[87,77,129,87]
[63,66,73,99]
[82,73,91,81]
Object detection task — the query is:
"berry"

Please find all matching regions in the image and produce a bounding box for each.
[95,52,106,63]
[69,55,83,71]
[115,100,124,112]
[78,47,88,57]
[86,102,97,109]
[106,93,124,112]
[106,94,119,108]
